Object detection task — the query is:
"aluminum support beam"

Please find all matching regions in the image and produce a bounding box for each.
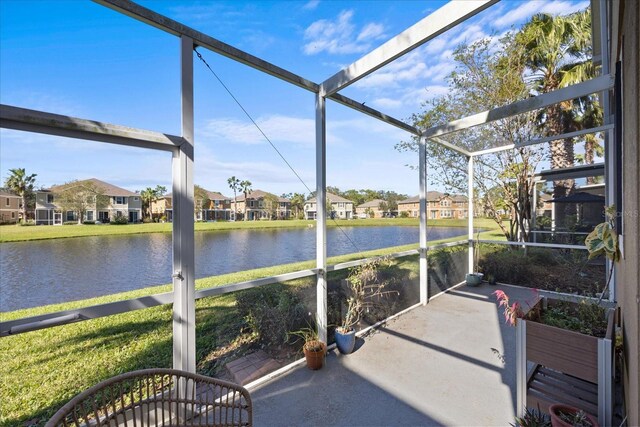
[328,93,419,135]
[0,104,183,152]
[430,136,471,157]
[0,293,173,337]
[320,0,497,96]
[599,0,615,303]
[94,0,318,92]
[172,35,196,373]
[315,92,328,344]
[424,74,614,139]
[477,239,587,250]
[468,156,475,273]
[515,320,527,418]
[470,124,614,157]
[419,136,428,304]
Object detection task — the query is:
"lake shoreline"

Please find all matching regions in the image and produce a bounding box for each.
[0,217,487,243]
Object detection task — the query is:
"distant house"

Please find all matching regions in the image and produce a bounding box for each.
[0,189,21,224]
[537,193,553,218]
[355,199,386,218]
[150,194,172,221]
[236,189,291,220]
[151,190,232,222]
[304,192,354,220]
[397,191,469,219]
[35,178,142,225]
[198,191,233,221]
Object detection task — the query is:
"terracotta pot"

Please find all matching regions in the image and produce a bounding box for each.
[303,341,326,370]
[549,404,599,427]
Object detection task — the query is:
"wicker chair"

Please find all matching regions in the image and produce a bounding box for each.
[45,369,252,427]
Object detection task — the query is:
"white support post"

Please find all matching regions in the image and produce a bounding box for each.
[419,136,428,304]
[315,91,328,344]
[600,0,615,302]
[467,156,474,274]
[172,35,196,373]
[598,338,613,426]
[516,320,527,418]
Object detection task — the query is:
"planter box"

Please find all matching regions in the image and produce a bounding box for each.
[516,298,614,426]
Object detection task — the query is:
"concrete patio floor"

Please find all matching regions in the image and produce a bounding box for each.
[249,284,537,426]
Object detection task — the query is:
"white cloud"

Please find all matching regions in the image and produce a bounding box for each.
[198,115,348,146]
[493,1,589,28]
[303,0,320,11]
[371,98,403,109]
[357,23,385,42]
[303,10,386,55]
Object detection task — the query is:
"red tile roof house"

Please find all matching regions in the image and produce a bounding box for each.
[0,188,22,224]
[304,192,354,219]
[34,178,142,225]
[398,191,469,219]
[236,189,291,220]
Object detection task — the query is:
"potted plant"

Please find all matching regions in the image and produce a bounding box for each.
[289,327,326,370]
[512,406,551,427]
[548,404,599,427]
[335,257,398,354]
[495,207,619,426]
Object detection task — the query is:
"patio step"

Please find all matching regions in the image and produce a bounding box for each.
[225,350,281,385]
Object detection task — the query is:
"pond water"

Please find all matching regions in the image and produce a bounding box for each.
[0,226,466,311]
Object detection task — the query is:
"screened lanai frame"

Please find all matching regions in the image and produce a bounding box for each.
[0,0,616,376]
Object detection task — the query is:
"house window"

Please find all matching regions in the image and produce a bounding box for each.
[5,198,9,206]
[66,211,75,221]
[113,196,126,205]
[86,211,94,221]
[440,199,451,207]
[133,197,139,201]
[11,211,15,219]
[47,194,54,203]
[441,210,452,218]
[430,211,437,219]
[249,201,255,208]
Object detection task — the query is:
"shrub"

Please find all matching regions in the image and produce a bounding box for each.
[63,221,77,225]
[110,216,129,225]
[19,220,36,226]
[83,220,95,225]
[142,217,153,223]
[399,211,409,218]
[235,284,306,349]
[479,248,534,285]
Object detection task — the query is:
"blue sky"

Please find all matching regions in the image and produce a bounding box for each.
[0,0,588,197]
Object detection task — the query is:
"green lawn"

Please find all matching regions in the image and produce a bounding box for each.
[0,217,499,243]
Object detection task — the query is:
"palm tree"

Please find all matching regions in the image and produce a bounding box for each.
[289,193,306,219]
[227,176,241,221]
[239,180,252,221]
[517,10,594,223]
[140,188,155,219]
[4,168,37,223]
[139,185,166,220]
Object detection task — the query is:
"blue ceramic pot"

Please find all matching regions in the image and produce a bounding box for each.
[465,273,483,287]
[335,329,356,354]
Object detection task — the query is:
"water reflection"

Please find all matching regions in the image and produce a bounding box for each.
[0,226,465,311]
